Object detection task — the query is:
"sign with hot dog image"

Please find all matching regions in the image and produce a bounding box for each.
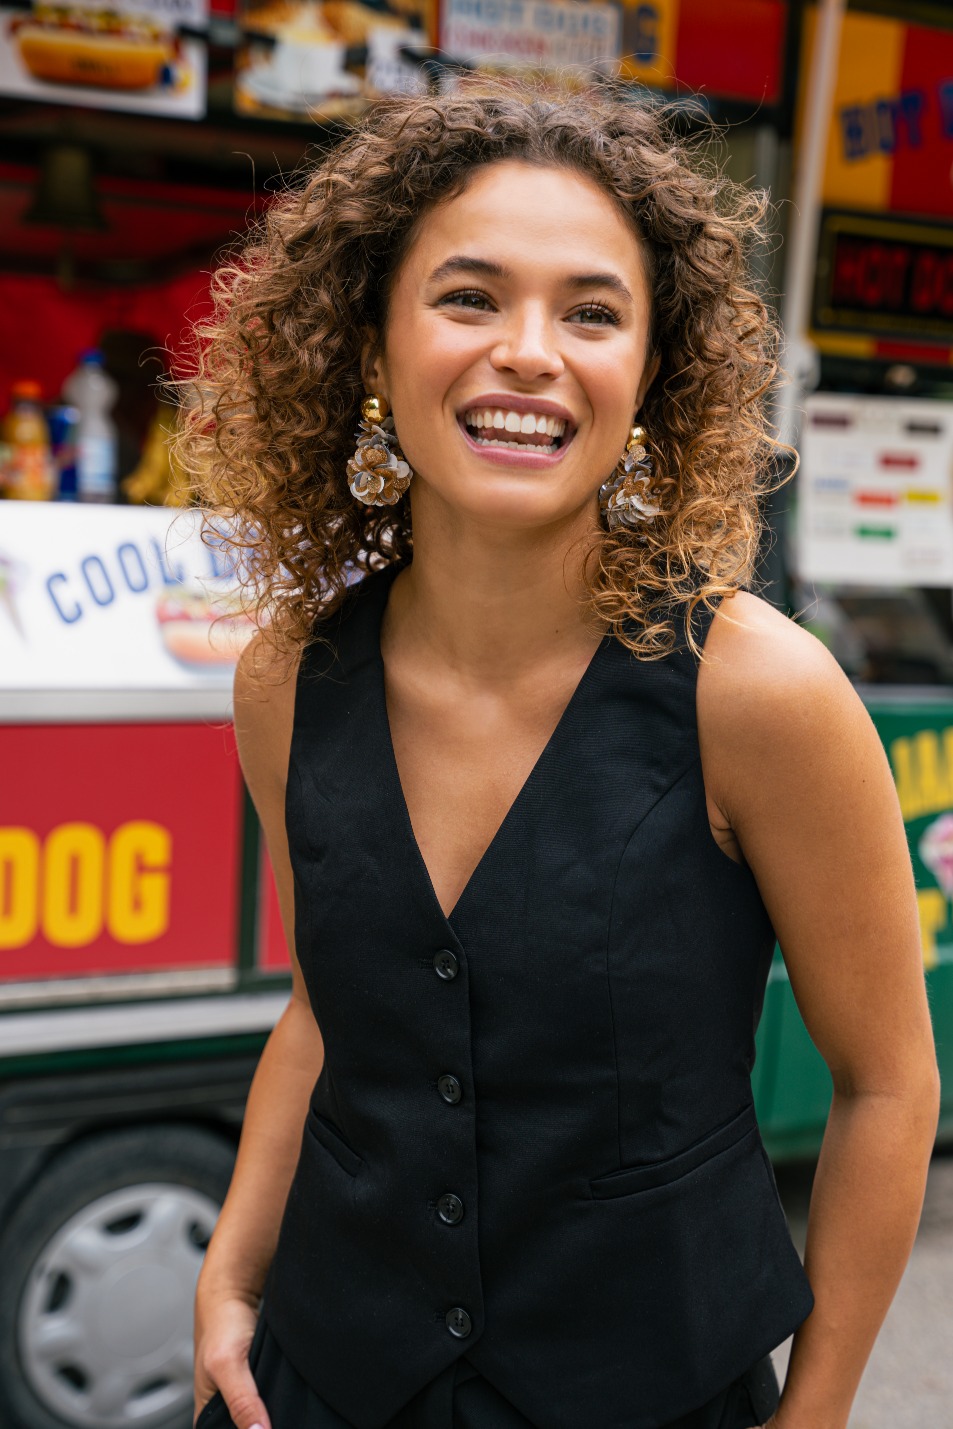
[0,503,256,695]
[0,0,207,118]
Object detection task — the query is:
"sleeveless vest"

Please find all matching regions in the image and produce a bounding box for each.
[264,563,814,1429]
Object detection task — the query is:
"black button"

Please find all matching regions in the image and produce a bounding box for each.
[437,1074,462,1104]
[437,1193,464,1225]
[434,949,459,980]
[446,1306,472,1338]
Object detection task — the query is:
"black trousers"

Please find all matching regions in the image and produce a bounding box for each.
[196,1313,779,1429]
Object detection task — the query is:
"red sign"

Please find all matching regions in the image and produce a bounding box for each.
[0,724,242,981]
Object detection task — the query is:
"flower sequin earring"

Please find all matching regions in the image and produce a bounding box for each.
[599,424,661,532]
[346,395,414,507]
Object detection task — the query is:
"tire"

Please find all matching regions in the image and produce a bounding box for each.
[0,1123,235,1429]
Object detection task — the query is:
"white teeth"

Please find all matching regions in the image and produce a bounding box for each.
[461,406,571,446]
[473,437,556,451]
[461,408,568,431]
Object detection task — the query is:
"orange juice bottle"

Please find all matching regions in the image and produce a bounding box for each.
[2,381,56,500]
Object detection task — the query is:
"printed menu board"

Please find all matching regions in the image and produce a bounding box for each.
[796,394,953,587]
[440,0,620,78]
[0,0,207,118]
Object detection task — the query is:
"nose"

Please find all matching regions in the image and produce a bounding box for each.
[490,304,565,382]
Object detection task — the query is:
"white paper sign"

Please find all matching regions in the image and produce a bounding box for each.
[441,0,620,73]
[0,504,253,692]
[796,394,953,587]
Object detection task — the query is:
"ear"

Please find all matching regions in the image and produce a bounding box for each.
[360,332,388,401]
[635,351,661,410]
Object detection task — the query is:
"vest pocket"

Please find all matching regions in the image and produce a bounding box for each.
[305,1109,364,1177]
[589,1102,757,1199]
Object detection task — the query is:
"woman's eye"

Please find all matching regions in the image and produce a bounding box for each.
[439,289,494,312]
[569,303,621,326]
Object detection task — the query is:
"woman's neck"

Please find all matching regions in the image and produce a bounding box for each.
[383,496,605,686]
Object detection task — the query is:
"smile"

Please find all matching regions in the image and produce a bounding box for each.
[462,406,568,454]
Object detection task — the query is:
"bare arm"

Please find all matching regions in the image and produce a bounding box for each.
[699,593,940,1429]
[193,635,323,1429]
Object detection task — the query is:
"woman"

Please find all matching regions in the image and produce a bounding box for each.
[185,82,939,1429]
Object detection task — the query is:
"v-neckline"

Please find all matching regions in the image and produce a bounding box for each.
[371,565,611,929]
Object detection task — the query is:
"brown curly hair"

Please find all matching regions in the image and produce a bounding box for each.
[177,77,787,659]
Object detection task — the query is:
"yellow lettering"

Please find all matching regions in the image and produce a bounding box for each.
[891,735,919,819]
[890,727,953,820]
[0,828,40,950]
[914,731,950,815]
[107,821,171,944]
[917,888,947,971]
[42,823,104,948]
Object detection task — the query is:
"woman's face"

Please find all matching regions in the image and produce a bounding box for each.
[368,160,657,531]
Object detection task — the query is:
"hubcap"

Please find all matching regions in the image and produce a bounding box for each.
[18,1182,219,1427]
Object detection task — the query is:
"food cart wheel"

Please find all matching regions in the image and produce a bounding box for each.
[0,1123,235,1429]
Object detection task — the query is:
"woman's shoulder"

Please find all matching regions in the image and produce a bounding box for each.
[697,587,874,780]
[233,632,302,800]
[703,588,845,697]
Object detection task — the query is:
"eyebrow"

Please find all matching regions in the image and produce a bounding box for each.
[427,255,634,303]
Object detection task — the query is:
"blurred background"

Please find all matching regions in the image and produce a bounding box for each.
[2,2,953,1427]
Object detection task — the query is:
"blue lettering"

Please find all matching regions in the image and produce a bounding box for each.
[898,89,925,148]
[633,4,658,63]
[842,91,926,162]
[81,555,114,608]
[117,542,149,593]
[875,98,897,154]
[938,79,953,138]
[150,536,185,586]
[840,105,869,160]
[46,572,81,624]
[205,532,238,581]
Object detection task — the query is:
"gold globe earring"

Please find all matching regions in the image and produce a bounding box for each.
[598,424,661,532]
[346,395,414,507]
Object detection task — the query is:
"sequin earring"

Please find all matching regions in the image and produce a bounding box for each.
[599,424,661,531]
[346,395,414,507]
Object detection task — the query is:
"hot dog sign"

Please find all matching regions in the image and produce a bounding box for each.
[0,0,207,119]
[0,504,255,694]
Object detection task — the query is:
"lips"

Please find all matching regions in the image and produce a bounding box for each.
[456,417,573,471]
[457,396,576,456]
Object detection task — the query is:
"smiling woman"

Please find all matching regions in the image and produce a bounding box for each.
[177,82,777,660]
[182,77,939,1429]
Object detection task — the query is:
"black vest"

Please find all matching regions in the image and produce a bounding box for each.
[264,563,814,1429]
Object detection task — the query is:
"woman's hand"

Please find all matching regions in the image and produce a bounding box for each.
[193,1295,270,1429]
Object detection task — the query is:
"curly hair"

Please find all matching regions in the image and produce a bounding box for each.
[177,77,787,659]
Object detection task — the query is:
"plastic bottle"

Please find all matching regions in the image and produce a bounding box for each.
[48,405,80,501]
[62,350,118,502]
[1,381,56,500]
